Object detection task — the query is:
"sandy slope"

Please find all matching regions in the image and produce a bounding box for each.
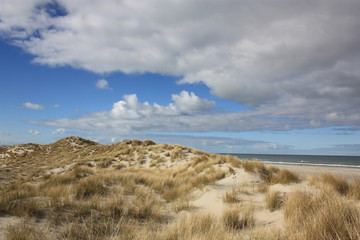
[189,162,360,228]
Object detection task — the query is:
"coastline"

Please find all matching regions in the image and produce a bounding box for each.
[268,163,360,179]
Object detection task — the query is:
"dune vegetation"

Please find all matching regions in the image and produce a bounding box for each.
[0,137,359,239]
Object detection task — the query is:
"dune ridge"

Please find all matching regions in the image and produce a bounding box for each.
[0,137,359,239]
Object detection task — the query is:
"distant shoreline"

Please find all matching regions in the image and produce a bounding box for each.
[263,161,360,169]
[222,153,360,170]
[221,152,360,179]
[268,163,360,179]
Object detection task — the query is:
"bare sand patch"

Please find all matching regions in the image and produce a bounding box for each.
[269,164,360,179]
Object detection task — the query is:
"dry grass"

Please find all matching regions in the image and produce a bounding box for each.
[226,155,242,168]
[255,182,269,193]
[271,169,299,184]
[242,161,299,185]
[5,219,52,240]
[0,148,231,239]
[265,190,284,212]
[174,199,193,213]
[348,178,360,200]
[74,176,108,199]
[170,146,185,162]
[96,158,114,168]
[0,184,39,217]
[222,204,255,230]
[284,189,360,240]
[128,186,164,221]
[309,173,360,200]
[61,214,125,240]
[242,160,265,173]
[223,188,241,203]
[160,213,218,240]
[319,172,349,195]
[173,197,192,212]
[251,226,284,240]
[2,137,359,240]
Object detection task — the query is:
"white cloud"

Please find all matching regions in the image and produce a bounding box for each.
[95,79,111,90]
[28,129,41,135]
[51,128,66,134]
[109,91,214,119]
[171,91,214,113]
[52,104,60,108]
[2,1,360,133]
[23,102,44,110]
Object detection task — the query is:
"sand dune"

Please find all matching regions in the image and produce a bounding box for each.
[0,137,359,240]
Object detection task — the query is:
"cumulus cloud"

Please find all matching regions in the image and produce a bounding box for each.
[110,91,214,119]
[28,129,41,135]
[51,128,66,134]
[23,102,44,110]
[171,91,214,113]
[95,79,112,90]
[2,0,360,132]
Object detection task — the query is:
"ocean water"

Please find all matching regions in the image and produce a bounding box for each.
[224,154,360,169]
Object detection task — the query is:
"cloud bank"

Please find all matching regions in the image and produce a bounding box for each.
[2,0,360,133]
[39,90,359,136]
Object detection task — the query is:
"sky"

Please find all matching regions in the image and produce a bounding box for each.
[1,0,360,155]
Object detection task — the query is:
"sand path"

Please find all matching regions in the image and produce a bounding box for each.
[192,168,259,215]
[190,167,312,227]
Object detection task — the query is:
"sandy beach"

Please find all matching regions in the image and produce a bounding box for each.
[268,163,360,179]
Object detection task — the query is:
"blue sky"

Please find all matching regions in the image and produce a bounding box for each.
[1,0,360,155]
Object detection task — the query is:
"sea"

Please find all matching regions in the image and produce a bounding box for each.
[222,154,360,169]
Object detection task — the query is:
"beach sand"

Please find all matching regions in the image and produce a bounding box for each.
[269,163,360,179]
[189,162,359,229]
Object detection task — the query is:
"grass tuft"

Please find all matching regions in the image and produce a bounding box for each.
[271,169,299,184]
[222,205,255,230]
[5,219,52,240]
[348,178,360,200]
[75,176,108,199]
[265,190,284,212]
[223,188,240,203]
[242,160,265,173]
[320,173,349,195]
